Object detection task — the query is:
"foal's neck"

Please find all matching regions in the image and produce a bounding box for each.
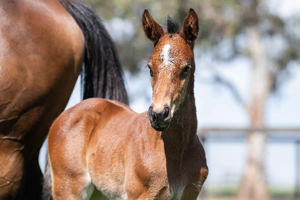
[162,74,197,157]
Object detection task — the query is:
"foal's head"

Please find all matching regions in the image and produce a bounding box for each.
[142,9,199,131]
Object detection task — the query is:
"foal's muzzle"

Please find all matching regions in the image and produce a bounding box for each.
[148,105,171,131]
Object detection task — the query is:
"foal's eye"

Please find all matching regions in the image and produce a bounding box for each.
[180,65,191,78]
[148,65,153,77]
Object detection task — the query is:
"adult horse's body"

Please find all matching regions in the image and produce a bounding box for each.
[48,9,208,200]
[0,0,128,199]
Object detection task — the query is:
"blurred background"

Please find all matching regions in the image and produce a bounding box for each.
[40,0,300,199]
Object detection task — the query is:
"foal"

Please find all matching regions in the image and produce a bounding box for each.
[48,9,208,200]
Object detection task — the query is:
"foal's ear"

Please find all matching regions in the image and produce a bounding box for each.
[181,9,199,47]
[142,9,164,45]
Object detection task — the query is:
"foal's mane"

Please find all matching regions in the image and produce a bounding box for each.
[167,16,179,34]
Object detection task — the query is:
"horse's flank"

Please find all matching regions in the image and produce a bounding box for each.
[0,0,128,199]
[0,0,84,199]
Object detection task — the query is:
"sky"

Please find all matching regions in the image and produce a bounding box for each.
[39,0,300,190]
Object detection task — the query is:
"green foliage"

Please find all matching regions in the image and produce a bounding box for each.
[205,187,295,198]
[85,0,199,72]
[85,0,300,82]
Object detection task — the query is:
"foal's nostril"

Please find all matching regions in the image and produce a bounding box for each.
[148,106,157,122]
[163,106,170,120]
[152,111,157,121]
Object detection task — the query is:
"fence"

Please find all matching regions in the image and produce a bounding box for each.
[198,127,300,199]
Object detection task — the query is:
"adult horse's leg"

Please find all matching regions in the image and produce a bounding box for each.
[16,155,43,200]
[43,0,128,199]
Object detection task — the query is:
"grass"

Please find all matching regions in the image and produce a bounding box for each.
[87,186,297,200]
[204,187,237,197]
[203,187,296,200]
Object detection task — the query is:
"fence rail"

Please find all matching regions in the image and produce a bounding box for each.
[197,127,300,199]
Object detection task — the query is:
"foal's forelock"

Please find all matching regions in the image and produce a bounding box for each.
[167,17,179,34]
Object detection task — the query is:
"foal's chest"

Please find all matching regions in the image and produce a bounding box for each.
[151,164,189,199]
[138,152,189,199]
[166,171,189,199]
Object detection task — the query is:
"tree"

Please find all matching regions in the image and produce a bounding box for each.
[196,0,299,199]
[86,0,197,72]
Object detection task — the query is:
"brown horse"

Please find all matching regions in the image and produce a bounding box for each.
[0,0,128,199]
[48,9,208,200]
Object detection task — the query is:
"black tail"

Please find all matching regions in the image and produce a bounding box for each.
[60,0,128,103]
[43,0,128,199]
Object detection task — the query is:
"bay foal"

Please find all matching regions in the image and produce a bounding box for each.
[48,9,208,200]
